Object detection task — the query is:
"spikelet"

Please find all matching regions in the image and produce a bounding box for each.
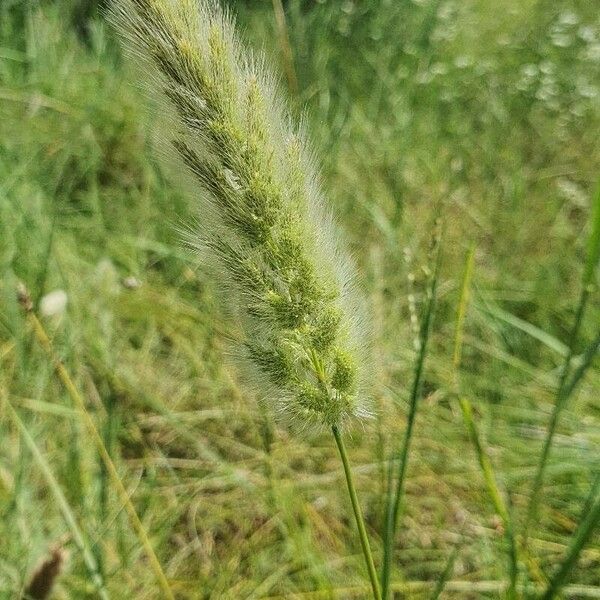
[108,0,369,430]
[24,543,68,600]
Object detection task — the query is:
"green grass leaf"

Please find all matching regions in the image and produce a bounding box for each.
[542,493,600,599]
[381,220,443,600]
[3,395,109,600]
[583,182,600,289]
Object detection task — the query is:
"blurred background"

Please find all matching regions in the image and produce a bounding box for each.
[1,0,599,597]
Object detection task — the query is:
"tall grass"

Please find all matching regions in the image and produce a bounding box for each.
[1,0,600,597]
[3,396,109,600]
[381,219,443,599]
[452,246,519,596]
[16,284,174,598]
[526,184,600,544]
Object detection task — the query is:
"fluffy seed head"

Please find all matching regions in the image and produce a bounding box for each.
[109,0,370,430]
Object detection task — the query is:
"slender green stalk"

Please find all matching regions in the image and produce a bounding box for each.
[3,395,110,600]
[381,224,443,599]
[332,425,381,600]
[459,398,519,597]
[561,331,600,401]
[452,246,519,597]
[17,284,175,600]
[96,389,118,580]
[525,295,587,540]
[578,472,600,522]
[542,494,600,600]
[452,245,476,369]
[525,183,600,543]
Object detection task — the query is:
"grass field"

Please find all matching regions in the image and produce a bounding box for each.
[1,0,599,598]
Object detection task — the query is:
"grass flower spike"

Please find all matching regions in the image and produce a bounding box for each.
[109,0,368,431]
[109,1,381,595]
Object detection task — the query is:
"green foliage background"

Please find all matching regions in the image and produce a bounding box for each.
[1,0,599,597]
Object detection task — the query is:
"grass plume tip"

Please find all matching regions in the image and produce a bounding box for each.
[108,0,370,431]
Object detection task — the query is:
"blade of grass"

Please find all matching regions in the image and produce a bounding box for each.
[458,398,519,597]
[579,472,600,522]
[526,183,600,542]
[2,394,109,600]
[95,388,118,581]
[583,181,600,287]
[452,245,476,371]
[452,245,527,596]
[16,283,175,600]
[561,330,600,402]
[541,494,600,600]
[380,221,443,600]
[476,303,568,357]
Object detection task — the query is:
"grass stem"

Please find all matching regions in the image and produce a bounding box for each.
[458,398,519,597]
[3,395,110,600]
[451,246,519,595]
[332,425,381,600]
[542,494,600,599]
[525,183,600,544]
[380,223,443,599]
[17,284,175,600]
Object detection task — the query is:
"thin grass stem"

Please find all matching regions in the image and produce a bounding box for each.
[3,394,110,600]
[525,183,600,543]
[380,222,443,599]
[332,425,381,600]
[17,284,175,600]
[542,494,600,600]
[452,246,520,597]
[458,398,519,597]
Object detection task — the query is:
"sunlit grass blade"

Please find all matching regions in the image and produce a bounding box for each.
[380,220,443,600]
[477,303,568,357]
[2,394,109,600]
[541,493,600,600]
[583,181,600,288]
[452,245,519,598]
[95,385,118,580]
[526,182,600,542]
[452,244,476,370]
[458,398,519,597]
[16,284,175,600]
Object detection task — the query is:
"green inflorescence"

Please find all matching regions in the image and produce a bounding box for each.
[110,0,367,429]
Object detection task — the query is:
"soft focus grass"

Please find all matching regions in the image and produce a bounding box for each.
[1,0,599,598]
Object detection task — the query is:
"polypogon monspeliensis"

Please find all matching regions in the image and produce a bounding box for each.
[109,0,369,431]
